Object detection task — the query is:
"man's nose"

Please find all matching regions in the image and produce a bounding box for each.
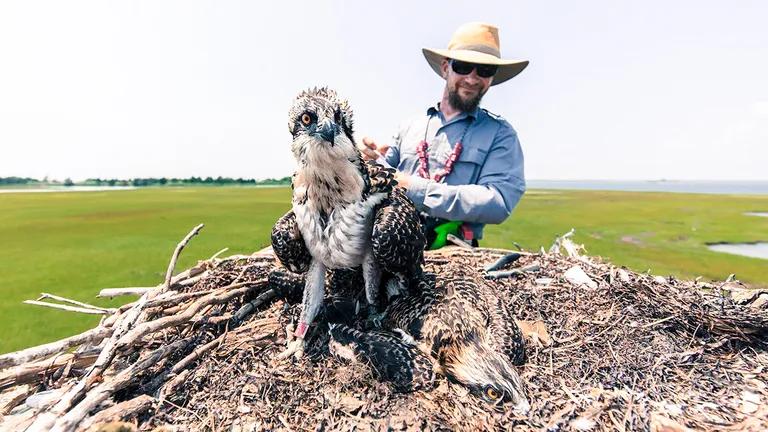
[464,69,481,83]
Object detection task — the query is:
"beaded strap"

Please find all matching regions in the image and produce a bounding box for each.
[417,114,473,182]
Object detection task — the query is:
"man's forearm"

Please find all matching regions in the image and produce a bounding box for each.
[405,175,524,224]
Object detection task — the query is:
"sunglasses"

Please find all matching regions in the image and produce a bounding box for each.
[449,59,498,78]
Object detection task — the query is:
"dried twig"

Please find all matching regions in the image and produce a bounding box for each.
[23,300,111,315]
[36,293,115,313]
[164,224,205,291]
[97,287,153,298]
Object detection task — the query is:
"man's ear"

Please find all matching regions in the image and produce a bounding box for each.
[440,59,449,79]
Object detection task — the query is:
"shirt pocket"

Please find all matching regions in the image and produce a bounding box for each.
[447,146,486,184]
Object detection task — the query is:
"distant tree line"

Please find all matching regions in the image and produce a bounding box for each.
[1,176,292,187]
[0,176,42,185]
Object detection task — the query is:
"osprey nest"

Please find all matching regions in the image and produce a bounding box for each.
[1,225,767,432]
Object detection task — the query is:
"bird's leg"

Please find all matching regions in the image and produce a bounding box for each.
[362,251,385,328]
[278,260,325,360]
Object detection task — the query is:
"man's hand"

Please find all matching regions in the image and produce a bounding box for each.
[358,136,390,161]
[394,171,412,189]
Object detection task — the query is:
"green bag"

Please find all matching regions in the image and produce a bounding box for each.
[428,220,463,250]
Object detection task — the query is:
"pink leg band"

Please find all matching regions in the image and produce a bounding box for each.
[294,322,309,338]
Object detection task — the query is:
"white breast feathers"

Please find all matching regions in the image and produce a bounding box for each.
[293,192,387,269]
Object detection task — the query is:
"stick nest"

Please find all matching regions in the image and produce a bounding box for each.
[1,229,767,432]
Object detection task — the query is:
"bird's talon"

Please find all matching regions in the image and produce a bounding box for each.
[277,338,305,360]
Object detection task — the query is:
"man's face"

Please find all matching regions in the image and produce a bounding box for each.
[441,58,494,113]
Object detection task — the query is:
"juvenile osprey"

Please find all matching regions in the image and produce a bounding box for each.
[272,87,425,359]
[329,267,530,412]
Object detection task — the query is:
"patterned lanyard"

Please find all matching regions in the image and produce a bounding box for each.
[416,112,473,182]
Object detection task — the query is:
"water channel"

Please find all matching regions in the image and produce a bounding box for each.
[708,243,768,260]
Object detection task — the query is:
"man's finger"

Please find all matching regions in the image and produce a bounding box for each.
[361,136,377,149]
[359,146,378,160]
[377,144,390,156]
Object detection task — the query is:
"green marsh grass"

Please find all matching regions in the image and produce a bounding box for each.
[1,187,766,353]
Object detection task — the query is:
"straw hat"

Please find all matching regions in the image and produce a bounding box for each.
[422,22,529,86]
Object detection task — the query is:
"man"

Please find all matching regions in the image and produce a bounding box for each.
[359,22,528,249]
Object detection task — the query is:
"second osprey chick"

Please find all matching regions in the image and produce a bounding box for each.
[272,87,425,359]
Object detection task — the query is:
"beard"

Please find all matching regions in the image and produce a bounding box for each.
[448,85,486,113]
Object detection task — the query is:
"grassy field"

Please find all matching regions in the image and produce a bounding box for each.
[1,187,766,354]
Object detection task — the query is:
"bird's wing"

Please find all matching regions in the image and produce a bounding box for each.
[329,323,435,392]
[371,187,426,276]
[267,268,305,301]
[390,274,489,360]
[433,276,490,341]
[485,288,527,365]
[363,160,397,197]
[271,210,312,273]
[383,275,437,339]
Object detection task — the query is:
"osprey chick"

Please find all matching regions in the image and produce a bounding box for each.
[329,268,530,412]
[272,87,425,359]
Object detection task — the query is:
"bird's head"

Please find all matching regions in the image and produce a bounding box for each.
[288,87,358,167]
[444,339,530,414]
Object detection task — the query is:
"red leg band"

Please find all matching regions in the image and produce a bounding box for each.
[294,322,309,338]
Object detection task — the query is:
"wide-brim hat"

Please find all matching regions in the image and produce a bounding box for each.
[422,22,529,86]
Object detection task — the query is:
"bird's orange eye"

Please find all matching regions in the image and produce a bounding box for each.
[486,387,501,400]
[301,113,312,126]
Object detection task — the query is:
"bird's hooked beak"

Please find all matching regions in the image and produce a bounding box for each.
[314,118,340,144]
[513,398,531,415]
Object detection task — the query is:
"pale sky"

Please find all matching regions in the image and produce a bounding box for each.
[0,1,765,181]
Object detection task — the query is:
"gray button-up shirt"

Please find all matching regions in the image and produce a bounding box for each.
[384,105,526,240]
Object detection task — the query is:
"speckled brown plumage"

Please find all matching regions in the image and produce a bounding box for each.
[328,323,436,392]
[270,210,312,274]
[371,186,425,289]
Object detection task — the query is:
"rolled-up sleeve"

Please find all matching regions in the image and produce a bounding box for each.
[405,126,526,225]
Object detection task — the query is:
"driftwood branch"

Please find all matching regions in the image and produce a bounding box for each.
[24,224,209,432]
[0,327,112,370]
[97,262,212,299]
[116,281,265,350]
[79,394,156,430]
[0,351,98,391]
[51,339,189,432]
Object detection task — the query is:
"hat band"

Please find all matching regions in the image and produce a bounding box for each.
[449,43,500,58]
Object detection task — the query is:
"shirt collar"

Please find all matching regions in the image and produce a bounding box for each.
[428,103,481,121]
